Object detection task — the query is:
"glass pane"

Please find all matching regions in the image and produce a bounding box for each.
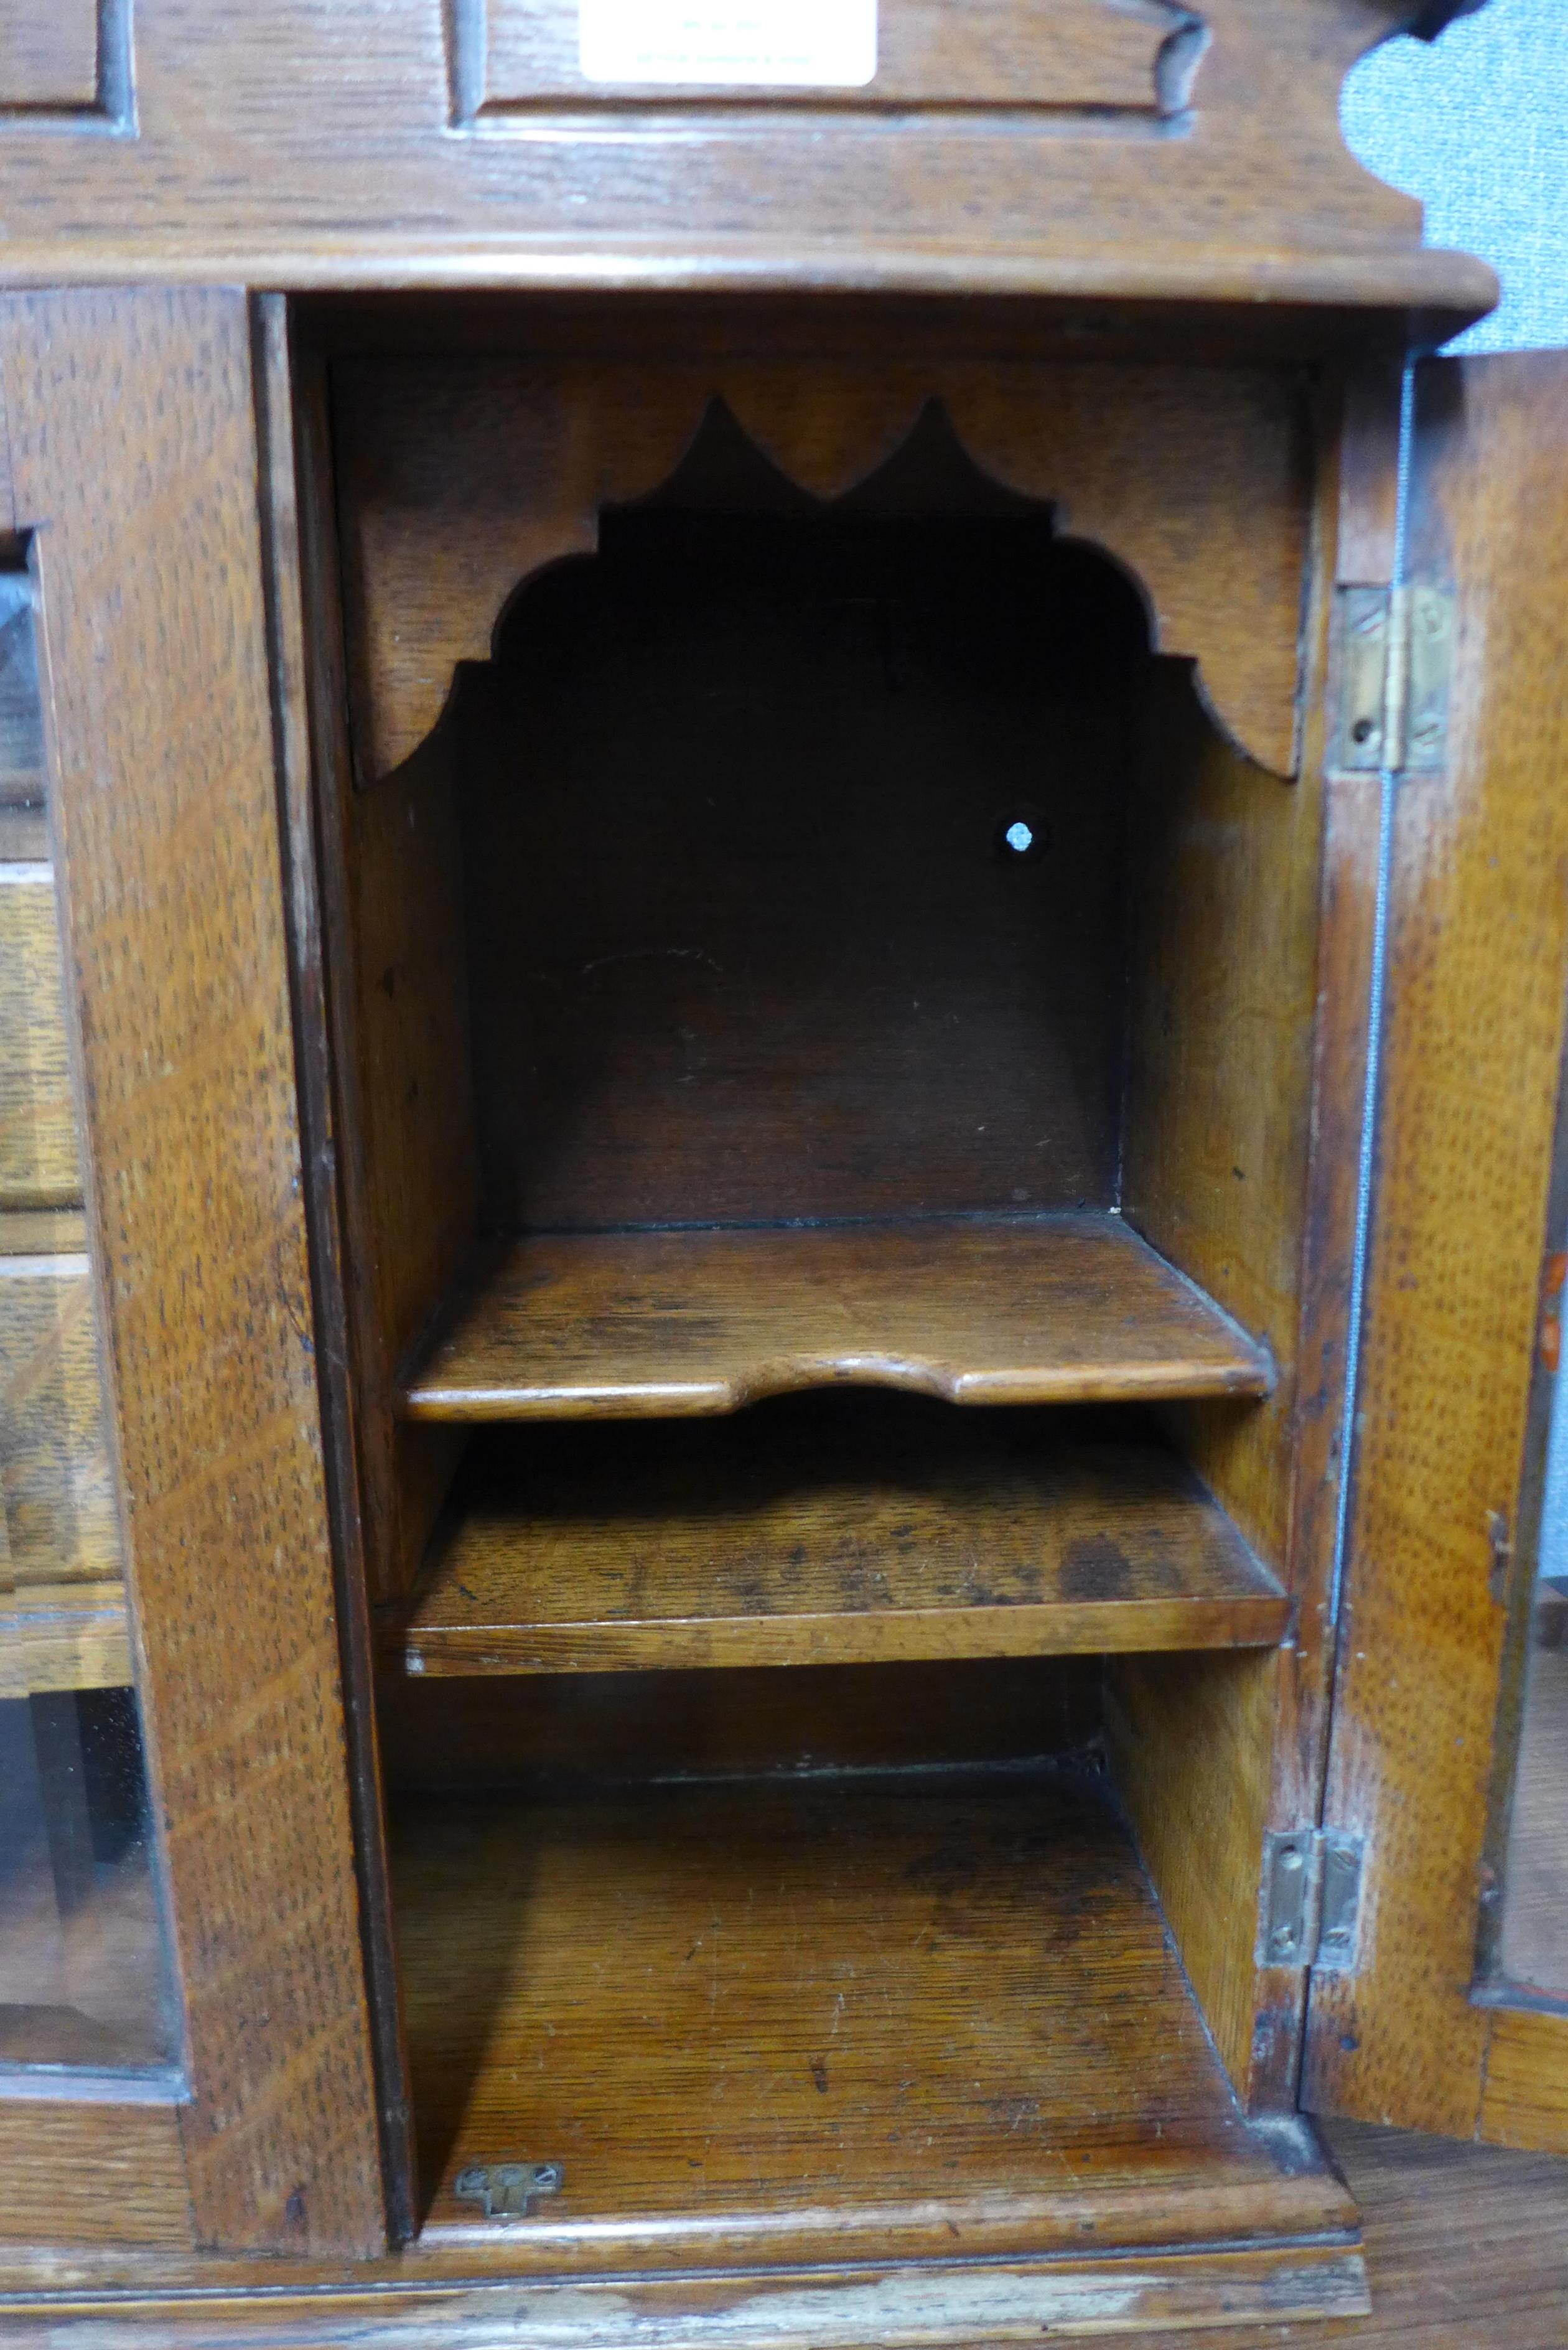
[0,563,175,2076]
[1499,1320,1568,1997]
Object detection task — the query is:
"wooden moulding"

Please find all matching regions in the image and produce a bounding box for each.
[384,1401,1287,1675]
[0,0,1496,342]
[400,1217,1272,1421]
[385,1766,1365,2318]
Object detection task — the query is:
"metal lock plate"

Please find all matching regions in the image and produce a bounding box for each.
[454,2160,565,2221]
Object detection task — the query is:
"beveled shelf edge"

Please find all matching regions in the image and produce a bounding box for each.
[389,1593,1292,1677]
[401,1358,1272,1421]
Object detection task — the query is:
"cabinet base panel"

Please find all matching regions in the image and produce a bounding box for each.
[393,1765,1356,2282]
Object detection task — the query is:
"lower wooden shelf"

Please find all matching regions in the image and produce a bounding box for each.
[385,1401,1288,1675]
[400,1213,1273,1421]
[393,1764,1365,2323]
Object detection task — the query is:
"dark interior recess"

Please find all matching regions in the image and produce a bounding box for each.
[449,399,1157,1235]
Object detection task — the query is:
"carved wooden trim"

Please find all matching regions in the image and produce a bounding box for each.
[0,0,133,129]
[459,0,1210,128]
[335,357,1310,782]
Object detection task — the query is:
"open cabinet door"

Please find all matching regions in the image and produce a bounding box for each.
[1306,352,1568,2153]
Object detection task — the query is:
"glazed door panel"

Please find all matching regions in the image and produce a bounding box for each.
[0,288,387,2251]
[1307,351,1568,2148]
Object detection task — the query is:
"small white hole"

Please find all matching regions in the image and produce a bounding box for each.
[1004,820,1034,856]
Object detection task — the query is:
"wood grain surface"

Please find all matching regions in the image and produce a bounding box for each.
[0,1582,129,1694]
[0,288,385,2252]
[1307,354,1568,2138]
[378,1653,1104,1795]
[393,1767,1357,2268]
[0,2,1496,336]
[0,2101,190,2249]
[480,0,1195,116]
[333,351,1311,779]
[1107,373,1380,2114]
[4,2118,1567,2338]
[0,0,100,113]
[0,1255,123,1599]
[385,1400,1287,1675]
[0,864,81,1210]
[401,1217,1272,1421]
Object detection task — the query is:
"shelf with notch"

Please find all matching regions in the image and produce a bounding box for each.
[399,1213,1272,1425]
[381,1396,1288,1677]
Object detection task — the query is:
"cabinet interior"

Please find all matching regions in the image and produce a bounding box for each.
[303,301,1335,2261]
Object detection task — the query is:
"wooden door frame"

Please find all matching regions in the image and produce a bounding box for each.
[1307,352,1568,2153]
[0,288,388,2253]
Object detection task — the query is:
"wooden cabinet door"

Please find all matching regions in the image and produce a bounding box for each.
[1306,351,1568,2154]
[0,288,387,2253]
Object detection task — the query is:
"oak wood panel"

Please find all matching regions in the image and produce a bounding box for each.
[1307,355,1568,2137]
[402,1217,1273,1421]
[1480,2008,1568,2155]
[0,2249,1371,2342]
[379,1655,1105,1794]
[0,4,1497,334]
[393,1768,1358,2266]
[254,293,420,2244]
[334,353,1311,781]
[0,866,81,1209]
[292,331,479,1615]
[386,1402,1288,1675]
[0,0,99,112]
[1108,375,1377,2111]
[481,0,1190,113]
[0,2102,190,2249]
[0,288,386,2253]
[6,2120,1568,2336]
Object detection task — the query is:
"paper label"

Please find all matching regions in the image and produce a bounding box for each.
[579,0,877,88]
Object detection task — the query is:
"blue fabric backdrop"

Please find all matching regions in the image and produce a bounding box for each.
[1343,0,1568,353]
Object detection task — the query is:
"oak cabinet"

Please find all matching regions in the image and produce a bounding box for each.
[0,3,1562,2341]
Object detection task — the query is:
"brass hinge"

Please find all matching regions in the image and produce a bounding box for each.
[1331,584,1454,776]
[1258,1828,1365,1973]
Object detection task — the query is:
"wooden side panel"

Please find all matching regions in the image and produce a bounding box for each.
[0,2100,190,2246]
[1108,378,1371,2109]
[0,289,386,2253]
[1307,355,1568,2137]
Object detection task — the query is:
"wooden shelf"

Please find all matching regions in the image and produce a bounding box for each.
[385,1402,1288,1675]
[0,1581,132,1697]
[394,1764,1362,2318]
[401,1214,1272,1422]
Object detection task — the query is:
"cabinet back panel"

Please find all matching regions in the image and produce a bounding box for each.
[459,407,1147,1230]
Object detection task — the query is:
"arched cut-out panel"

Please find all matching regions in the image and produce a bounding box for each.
[333,355,1312,782]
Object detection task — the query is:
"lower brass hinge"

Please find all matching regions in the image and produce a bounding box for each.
[1258,1828,1365,1973]
[1331,584,1453,777]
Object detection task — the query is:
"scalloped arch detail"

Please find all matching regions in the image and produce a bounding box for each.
[337,357,1312,783]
